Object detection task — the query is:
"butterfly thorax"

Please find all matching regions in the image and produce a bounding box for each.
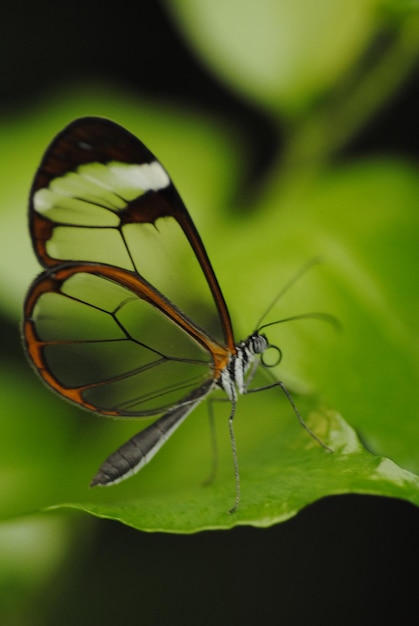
[217,332,268,401]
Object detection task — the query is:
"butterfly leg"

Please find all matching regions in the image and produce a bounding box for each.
[202,395,241,514]
[202,397,219,487]
[245,378,333,453]
[227,398,241,514]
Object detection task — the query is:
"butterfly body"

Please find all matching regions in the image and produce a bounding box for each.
[217,332,268,400]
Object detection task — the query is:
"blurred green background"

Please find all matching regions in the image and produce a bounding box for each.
[1,1,418,624]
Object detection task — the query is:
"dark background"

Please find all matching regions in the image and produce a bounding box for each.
[2,2,418,624]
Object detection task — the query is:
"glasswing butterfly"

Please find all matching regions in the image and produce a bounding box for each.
[23,117,331,512]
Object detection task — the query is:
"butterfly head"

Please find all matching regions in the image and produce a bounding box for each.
[245,331,282,369]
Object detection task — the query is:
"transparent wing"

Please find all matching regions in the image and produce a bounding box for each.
[23,264,229,417]
[29,116,234,349]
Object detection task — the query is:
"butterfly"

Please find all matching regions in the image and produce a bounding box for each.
[23,117,331,513]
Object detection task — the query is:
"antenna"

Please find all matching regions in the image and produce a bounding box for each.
[254,257,322,330]
[258,312,341,334]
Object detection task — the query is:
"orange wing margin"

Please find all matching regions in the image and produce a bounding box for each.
[24,263,231,416]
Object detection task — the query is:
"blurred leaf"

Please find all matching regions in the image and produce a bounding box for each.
[0,514,89,624]
[170,0,378,112]
[170,1,415,109]
[170,0,419,160]
[221,158,419,474]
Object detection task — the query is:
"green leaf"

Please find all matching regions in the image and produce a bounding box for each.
[219,157,418,475]
[2,363,418,533]
[55,403,419,533]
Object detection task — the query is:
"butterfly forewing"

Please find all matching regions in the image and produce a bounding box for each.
[25,117,236,421]
[29,117,234,349]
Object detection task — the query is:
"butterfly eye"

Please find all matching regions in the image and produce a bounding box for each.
[250,333,268,354]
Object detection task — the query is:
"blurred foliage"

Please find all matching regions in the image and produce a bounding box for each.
[0,4,418,616]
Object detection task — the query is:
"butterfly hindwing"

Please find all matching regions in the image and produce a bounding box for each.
[24,263,226,416]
